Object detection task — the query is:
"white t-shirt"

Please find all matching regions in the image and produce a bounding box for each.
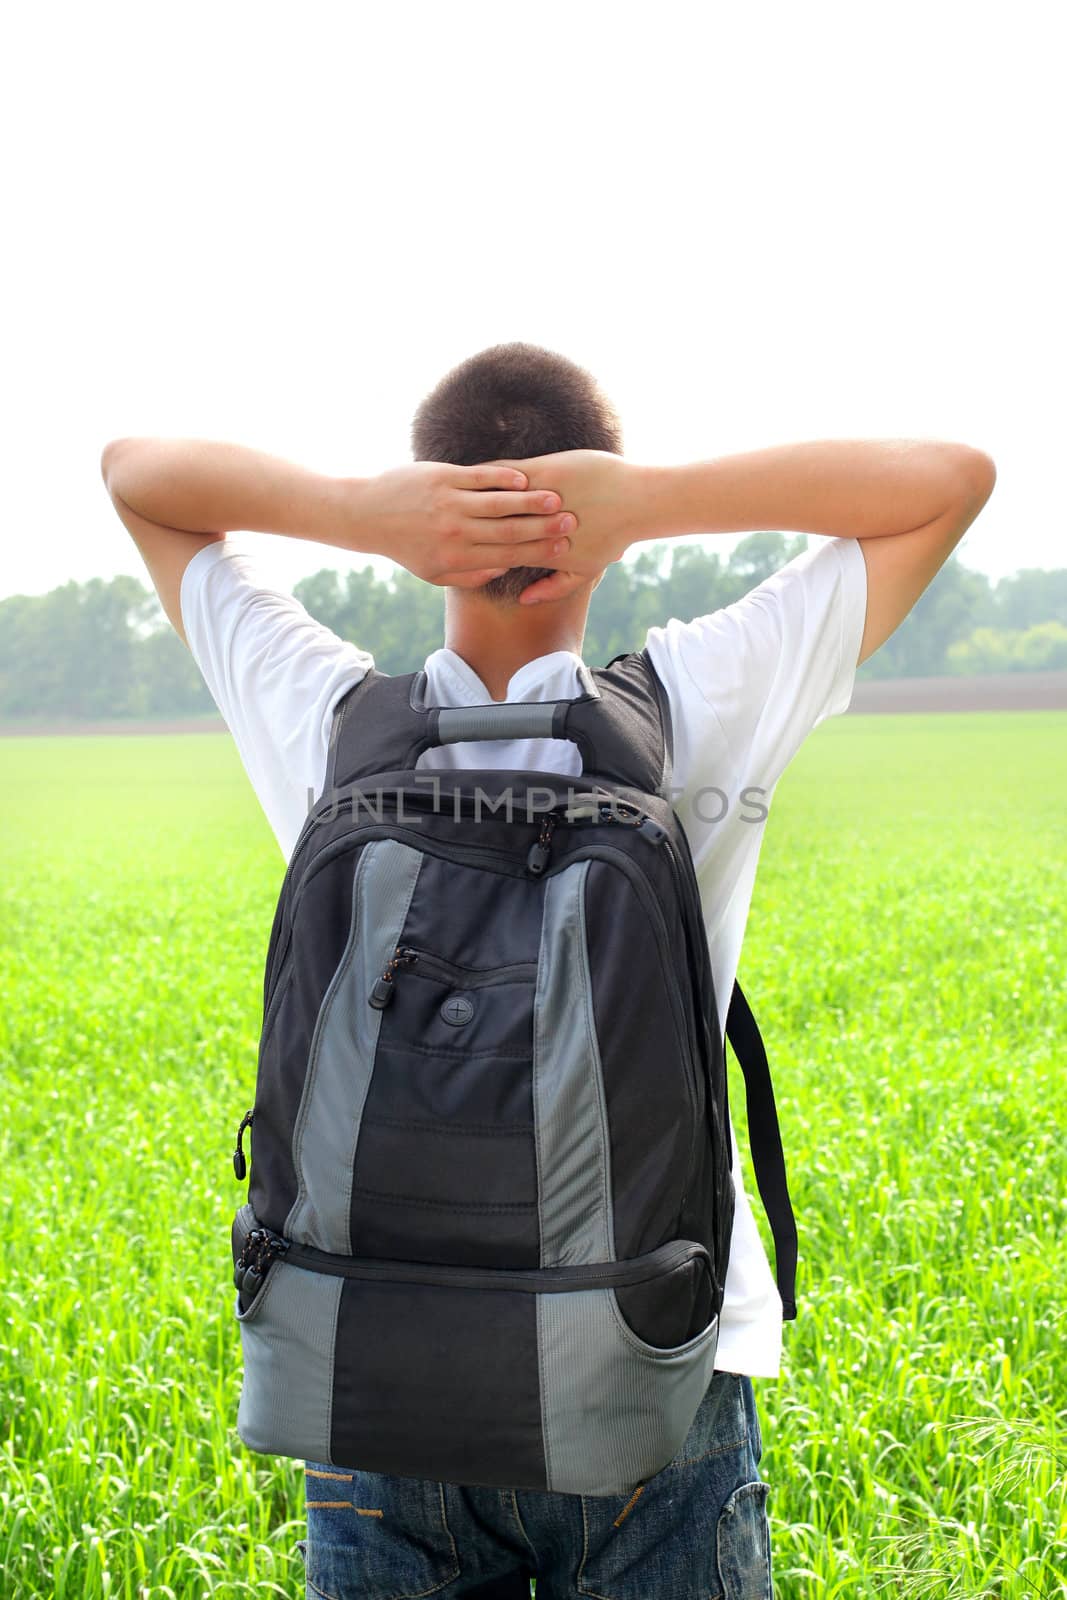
[181,533,867,1378]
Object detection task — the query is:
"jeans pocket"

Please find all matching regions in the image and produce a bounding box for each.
[577,1385,757,1600]
[303,1463,460,1600]
[715,1480,772,1600]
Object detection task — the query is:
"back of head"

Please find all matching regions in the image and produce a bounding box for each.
[411,341,623,603]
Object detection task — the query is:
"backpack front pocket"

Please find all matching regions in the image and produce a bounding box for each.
[352,944,542,1267]
[231,1204,720,1496]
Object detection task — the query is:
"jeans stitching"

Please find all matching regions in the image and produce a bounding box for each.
[508,1490,539,1564]
[435,1481,462,1591]
[715,1480,772,1600]
[575,1496,609,1600]
[306,1574,342,1600]
[305,1483,460,1600]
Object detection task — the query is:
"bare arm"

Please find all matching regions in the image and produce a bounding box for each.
[100,437,575,643]
[505,439,997,663]
[638,439,997,663]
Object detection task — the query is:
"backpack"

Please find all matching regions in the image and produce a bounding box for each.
[228,648,796,1497]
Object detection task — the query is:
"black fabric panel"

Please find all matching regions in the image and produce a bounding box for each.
[675,1130,733,1313]
[670,826,734,1306]
[328,670,431,790]
[248,844,363,1233]
[614,1253,714,1348]
[367,1039,535,1128]
[352,1028,540,1263]
[352,890,540,1263]
[640,646,674,800]
[672,1006,733,1309]
[330,1279,546,1490]
[582,860,694,1261]
[561,651,670,795]
[400,855,544,967]
[354,1116,537,1208]
[378,970,537,1060]
[348,849,541,1264]
[346,1192,540,1269]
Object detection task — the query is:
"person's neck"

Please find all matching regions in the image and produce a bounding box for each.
[443,591,589,702]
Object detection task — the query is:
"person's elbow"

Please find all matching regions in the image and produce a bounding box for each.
[958,448,997,508]
[100,438,133,494]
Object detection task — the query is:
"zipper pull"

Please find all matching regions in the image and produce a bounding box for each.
[233,1231,253,1288]
[233,1109,254,1181]
[369,946,418,1008]
[235,1227,290,1302]
[599,799,641,824]
[526,813,558,877]
[234,1226,265,1293]
[596,800,667,845]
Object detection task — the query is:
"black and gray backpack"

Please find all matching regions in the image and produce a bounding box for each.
[229,648,796,1497]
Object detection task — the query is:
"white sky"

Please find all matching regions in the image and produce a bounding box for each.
[3,0,1062,601]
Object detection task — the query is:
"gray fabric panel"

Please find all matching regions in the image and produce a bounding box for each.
[286,840,423,1251]
[235,1261,343,1464]
[436,703,558,744]
[537,1289,720,1495]
[533,863,614,1266]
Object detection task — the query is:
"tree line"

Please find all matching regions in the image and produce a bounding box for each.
[1,533,1065,720]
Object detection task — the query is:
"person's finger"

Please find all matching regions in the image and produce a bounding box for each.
[467,513,576,546]
[455,463,528,491]
[455,535,570,569]
[459,488,563,519]
[517,570,585,606]
[438,567,509,588]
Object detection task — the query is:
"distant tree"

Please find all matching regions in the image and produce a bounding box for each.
[1016,620,1067,669]
[948,621,1067,674]
[990,568,1067,630]
[3,547,1066,722]
[726,531,808,593]
[0,576,211,719]
[856,555,993,680]
[134,626,215,714]
[582,532,807,665]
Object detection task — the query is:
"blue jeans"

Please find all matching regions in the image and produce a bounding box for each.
[297,1372,771,1599]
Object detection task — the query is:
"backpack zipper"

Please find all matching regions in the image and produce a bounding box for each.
[233,1108,254,1181]
[369,945,538,1008]
[233,1222,291,1307]
[233,1207,709,1296]
[368,945,421,1008]
[264,801,670,1022]
[525,811,558,877]
[525,799,667,876]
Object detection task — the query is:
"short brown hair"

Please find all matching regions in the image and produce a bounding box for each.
[410,341,623,602]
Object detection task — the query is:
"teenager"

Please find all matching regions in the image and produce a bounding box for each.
[103,340,995,1599]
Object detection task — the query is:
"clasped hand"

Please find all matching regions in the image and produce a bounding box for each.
[359,450,638,606]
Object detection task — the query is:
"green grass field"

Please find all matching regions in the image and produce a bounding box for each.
[1,713,1065,1599]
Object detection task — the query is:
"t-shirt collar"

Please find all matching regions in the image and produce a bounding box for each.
[425,647,590,705]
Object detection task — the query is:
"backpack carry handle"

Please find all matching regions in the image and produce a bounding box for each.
[426,700,590,749]
[323,654,673,797]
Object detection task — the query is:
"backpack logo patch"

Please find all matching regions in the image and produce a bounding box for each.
[440,994,475,1027]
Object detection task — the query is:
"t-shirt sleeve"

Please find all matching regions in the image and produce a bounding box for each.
[645,536,868,798]
[179,537,374,859]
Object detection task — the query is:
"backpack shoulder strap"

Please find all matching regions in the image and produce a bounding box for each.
[725,982,799,1320]
[323,668,428,794]
[567,646,674,798]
